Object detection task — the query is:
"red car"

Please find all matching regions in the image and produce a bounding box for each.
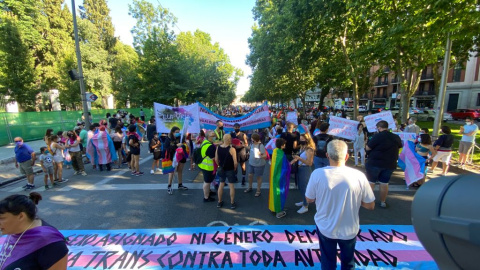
[448,109,480,120]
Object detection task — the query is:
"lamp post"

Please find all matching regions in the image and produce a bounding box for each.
[71,0,90,130]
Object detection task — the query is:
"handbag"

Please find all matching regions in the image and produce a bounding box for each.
[162,150,175,174]
[64,150,72,162]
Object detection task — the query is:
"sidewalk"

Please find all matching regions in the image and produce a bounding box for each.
[0,139,48,185]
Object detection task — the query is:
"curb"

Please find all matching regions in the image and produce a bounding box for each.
[0,168,44,187]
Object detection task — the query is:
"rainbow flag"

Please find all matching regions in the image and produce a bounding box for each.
[268,148,291,213]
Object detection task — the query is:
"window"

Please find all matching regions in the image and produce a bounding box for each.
[392,84,398,93]
[477,93,480,106]
[453,63,462,82]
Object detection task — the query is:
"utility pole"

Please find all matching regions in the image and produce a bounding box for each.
[71,0,90,130]
[433,33,452,137]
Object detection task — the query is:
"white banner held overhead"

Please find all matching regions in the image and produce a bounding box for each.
[154,103,200,134]
[364,111,396,132]
[327,116,359,140]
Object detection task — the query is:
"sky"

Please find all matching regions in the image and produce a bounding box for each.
[67,0,257,95]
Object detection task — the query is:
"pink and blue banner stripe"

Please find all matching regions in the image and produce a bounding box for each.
[26,225,438,269]
[398,140,426,186]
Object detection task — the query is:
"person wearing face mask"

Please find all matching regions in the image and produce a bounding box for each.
[150,131,162,174]
[214,120,225,145]
[292,133,315,214]
[164,126,189,194]
[404,117,420,136]
[50,135,68,184]
[14,137,36,190]
[231,123,249,185]
[430,126,454,176]
[66,130,87,176]
[458,116,478,168]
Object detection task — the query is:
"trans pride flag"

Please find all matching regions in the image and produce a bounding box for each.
[268,148,291,213]
[87,131,117,166]
[398,140,426,186]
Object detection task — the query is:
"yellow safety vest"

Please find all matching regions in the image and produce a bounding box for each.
[198,140,214,171]
[214,129,224,143]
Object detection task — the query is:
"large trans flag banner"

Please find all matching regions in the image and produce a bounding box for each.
[198,102,271,132]
[47,225,436,269]
[154,103,201,134]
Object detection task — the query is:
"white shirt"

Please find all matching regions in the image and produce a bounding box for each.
[305,166,375,240]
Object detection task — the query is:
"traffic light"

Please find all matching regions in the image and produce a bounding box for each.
[68,69,80,81]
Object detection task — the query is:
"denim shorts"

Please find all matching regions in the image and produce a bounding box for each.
[365,164,394,184]
[217,170,238,184]
[248,164,265,178]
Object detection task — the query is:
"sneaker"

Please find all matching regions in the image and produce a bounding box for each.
[56,179,68,183]
[156,168,162,172]
[178,184,188,190]
[24,184,35,190]
[136,171,144,176]
[81,171,87,176]
[230,202,237,209]
[167,187,173,195]
[44,185,50,190]
[295,201,304,207]
[217,201,224,208]
[22,184,29,189]
[150,170,154,175]
[380,201,387,208]
[203,197,215,202]
[276,211,287,218]
[73,171,80,175]
[297,206,308,214]
[131,172,136,176]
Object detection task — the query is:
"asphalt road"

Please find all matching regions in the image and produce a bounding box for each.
[0,148,432,231]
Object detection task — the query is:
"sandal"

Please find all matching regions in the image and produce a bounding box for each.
[244,187,252,193]
[255,191,261,197]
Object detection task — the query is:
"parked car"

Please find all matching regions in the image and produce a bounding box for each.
[414,110,453,122]
[359,105,367,112]
[448,109,480,120]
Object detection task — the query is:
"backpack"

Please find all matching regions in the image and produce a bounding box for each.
[194,141,211,165]
[315,135,329,157]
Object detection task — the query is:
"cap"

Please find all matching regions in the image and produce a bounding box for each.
[233,123,240,128]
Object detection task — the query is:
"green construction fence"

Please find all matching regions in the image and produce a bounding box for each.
[0,108,153,146]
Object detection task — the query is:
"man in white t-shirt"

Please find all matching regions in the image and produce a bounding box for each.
[306,140,375,270]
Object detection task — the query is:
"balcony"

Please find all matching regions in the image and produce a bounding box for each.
[420,73,434,81]
[415,91,435,96]
[374,94,388,99]
[391,78,399,84]
[374,80,389,87]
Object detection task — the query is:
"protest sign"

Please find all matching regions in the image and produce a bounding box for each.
[51,225,435,269]
[154,103,200,134]
[364,111,396,132]
[393,132,417,142]
[286,111,297,124]
[198,102,271,132]
[327,116,359,140]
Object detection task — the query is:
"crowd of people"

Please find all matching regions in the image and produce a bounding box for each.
[8,104,478,270]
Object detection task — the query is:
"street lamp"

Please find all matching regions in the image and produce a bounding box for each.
[71,0,90,130]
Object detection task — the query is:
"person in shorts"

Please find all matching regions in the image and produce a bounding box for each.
[458,116,478,168]
[365,121,402,208]
[14,137,36,190]
[39,147,55,189]
[431,126,454,176]
[215,134,237,209]
[245,133,266,197]
[150,131,162,174]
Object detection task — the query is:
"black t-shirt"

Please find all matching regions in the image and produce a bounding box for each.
[5,241,68,270]
[129,134,140,155]
[433,134,454,149]
[108,117,117,129]
[281,131,300,155]
[313,133,332,158]
[366,131,403,169]
[217,146,235,171]
[146,124,157,140]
